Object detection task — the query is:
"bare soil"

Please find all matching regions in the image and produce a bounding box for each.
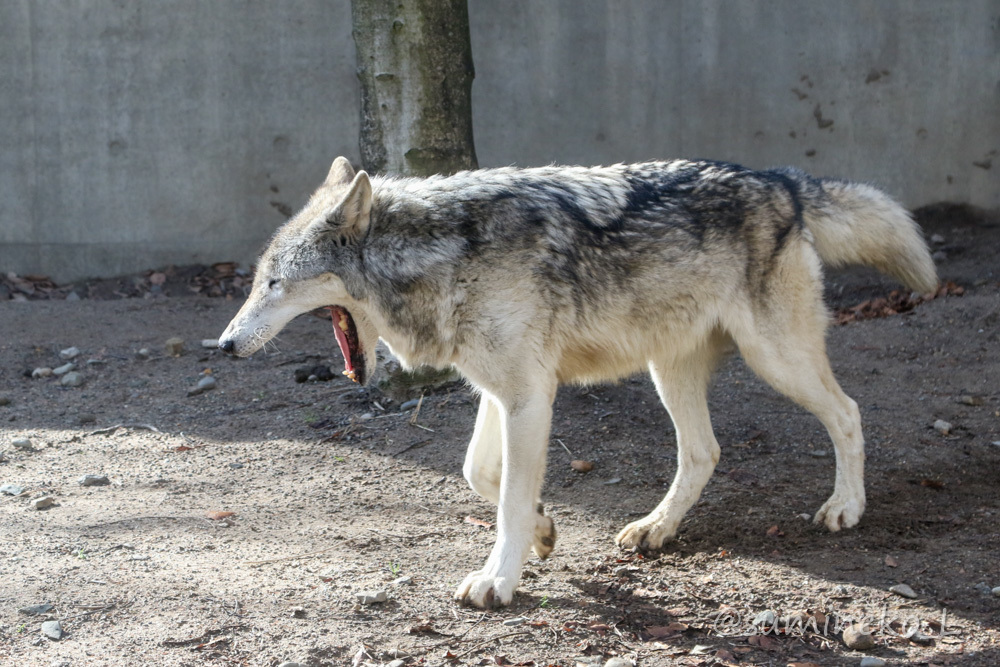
[1,205,998,666]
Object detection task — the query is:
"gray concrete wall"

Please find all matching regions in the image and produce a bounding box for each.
[2,1,998,282]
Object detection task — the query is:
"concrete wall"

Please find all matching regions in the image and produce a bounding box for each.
[2,1,998,282]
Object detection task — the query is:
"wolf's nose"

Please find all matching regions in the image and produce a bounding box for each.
[219,339,235,354]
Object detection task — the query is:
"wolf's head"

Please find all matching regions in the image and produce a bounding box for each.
[218,157,380,385]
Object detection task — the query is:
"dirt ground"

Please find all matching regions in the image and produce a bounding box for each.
[1,205,998,667]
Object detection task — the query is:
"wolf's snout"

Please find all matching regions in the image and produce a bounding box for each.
[219,339,235,354]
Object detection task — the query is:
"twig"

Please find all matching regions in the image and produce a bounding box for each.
[394,438,432,456]
[453,630,531,659]
[418,612,488,649]
[408,393,425,425]
[244,547,339,566]
[555,438,573,458]
[89,423,161,436]
[86,515,187,529]
[412,423,435,433]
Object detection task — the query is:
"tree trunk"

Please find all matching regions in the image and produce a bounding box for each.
[352,0,478,177]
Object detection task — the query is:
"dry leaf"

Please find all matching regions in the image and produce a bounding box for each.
[647,622,688,638]
[464,515,493,529]
[766,524,784,538]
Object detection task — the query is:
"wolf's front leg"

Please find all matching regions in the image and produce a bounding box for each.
[455,384,555,608]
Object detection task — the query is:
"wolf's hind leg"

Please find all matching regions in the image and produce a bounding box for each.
[616,341,724,550]
[734,309,865,532]
[463,393,555,559]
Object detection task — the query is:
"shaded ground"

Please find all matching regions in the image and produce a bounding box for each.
[1,205,998,666]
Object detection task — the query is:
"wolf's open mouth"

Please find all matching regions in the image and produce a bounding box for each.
[327,306,365,385]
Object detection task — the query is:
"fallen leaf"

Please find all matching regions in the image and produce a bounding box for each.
[647,622,688,638]
[766,525,784,538]
[407,622,437,634]
[464,515,493,529]
[206,511,235,520]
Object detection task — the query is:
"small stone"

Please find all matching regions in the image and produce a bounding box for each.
[356,590,388,604]
[889,583,917,599]
[1,484,25,496]
[78,474,110,487]
[570,459,594,473]
[931,250,947,262]
[0,396,9,406]
[809,450,829,457]
[290,606,306,618]
[52,362,76,376]
[197,376,217,391]
[359,412,374,421]
[503,617,528,626]
[32,496,56,510]
[387,660,405,667]
[59,347,80,360]
[201,339,219,349]
[137,348,151,359]
[18,603,53,615]
[930,233,946,245]
[13,437,34,451]
[908,632,935,645]
[842,623,876,650]
[752,610,776,627]
[992,586,1000,597]
[933,419,952,436]
[400,398,421,411]
[602,477,622,485]
[277,663,305,667]
[66,291,81,301]
[604,659,635,667]
[391,575,412,586]
[958,395,984,406]
[612,565,631,578]
[41,620,63,640]
[860,658,887,667]
[60,372,84,387]
[32,367,53,378]
[77,414,96,425]
[228,462,244,469]
[165,337,185,356]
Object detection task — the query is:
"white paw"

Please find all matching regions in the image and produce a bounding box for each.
[615,517,676,551]
[532,512,556,558]
[454,571,515,608]
[814,492,865,532]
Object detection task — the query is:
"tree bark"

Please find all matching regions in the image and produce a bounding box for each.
[352,0,478,177]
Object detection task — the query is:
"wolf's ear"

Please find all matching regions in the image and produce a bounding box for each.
[330,170,372,240]
[325,156,356,186]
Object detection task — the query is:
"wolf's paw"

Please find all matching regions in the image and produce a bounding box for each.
[532,509,556,559]
[814,493,865,532]
[454,571,515,608]
[615,517,676,551]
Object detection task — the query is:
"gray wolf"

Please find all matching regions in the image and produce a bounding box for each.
[219,157,937,608]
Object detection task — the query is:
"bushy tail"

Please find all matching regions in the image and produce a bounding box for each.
[803,179,939,294]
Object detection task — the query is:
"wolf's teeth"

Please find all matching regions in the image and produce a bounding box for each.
[338,314,349,332]
[342,369,357,382]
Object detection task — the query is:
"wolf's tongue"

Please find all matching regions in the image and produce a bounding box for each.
[328,306,355,373]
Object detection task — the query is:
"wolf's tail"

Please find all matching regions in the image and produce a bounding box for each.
[801,178,939,294]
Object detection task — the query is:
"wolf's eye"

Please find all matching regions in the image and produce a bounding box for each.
[268,279,279,289]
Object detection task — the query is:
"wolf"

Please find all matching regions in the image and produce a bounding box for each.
[219,156,937,608]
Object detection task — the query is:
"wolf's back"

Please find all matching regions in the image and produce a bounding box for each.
[799,178,938,294]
